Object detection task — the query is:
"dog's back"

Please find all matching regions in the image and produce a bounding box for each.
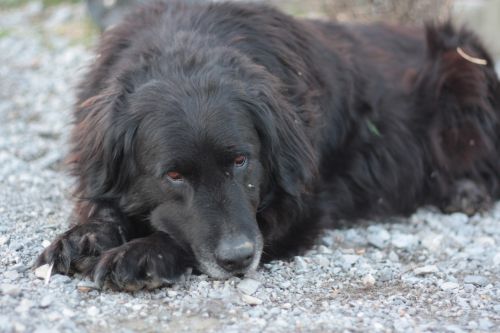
[306,19,500,218]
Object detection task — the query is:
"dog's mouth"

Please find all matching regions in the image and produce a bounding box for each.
[194,234,264,279]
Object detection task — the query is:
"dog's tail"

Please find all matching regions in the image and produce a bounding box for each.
[413,23,500,171]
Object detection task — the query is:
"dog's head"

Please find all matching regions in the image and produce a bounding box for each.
[73,33,315,278]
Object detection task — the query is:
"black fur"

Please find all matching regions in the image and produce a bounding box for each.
[36,1,500,291]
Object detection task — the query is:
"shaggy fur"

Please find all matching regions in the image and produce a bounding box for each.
[36,1,500,291]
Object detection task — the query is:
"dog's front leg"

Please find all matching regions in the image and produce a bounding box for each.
[93,231,193,291]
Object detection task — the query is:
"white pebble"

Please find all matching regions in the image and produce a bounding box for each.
[0,283,21,297]
[241,294,263,305]
[391,233,417,249]
[441,282,459,291]
[87,306,99,316]
[413,265,439,275]
[362,274,376,287]
[39,295,53,308]
[237,278,261,295]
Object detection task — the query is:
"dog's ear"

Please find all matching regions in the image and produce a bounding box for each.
[70,79,139,203]
[241,83,317,200]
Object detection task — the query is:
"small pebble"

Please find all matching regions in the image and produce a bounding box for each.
[294,256,308,272]
[39,295,53,308]
[3,270,19,280]
[316,255,330,267]
[237,278,261,295]
[15,299,34,314]
[413,265,439,275]
[463,275,488,287]
[317,245,333,254]
[87,306,99,316]
[391,233,417,249]
[0,235,9,246]
[77,281,99,292]
[241,294,263,305]
[62,308,76,318]
[378,268,393,282]
[280,281,291,289]
[50,275,71,284]
[492,252,500,266]
[34,264,52,280]
[362,274,376,287]
[0,283,21,297]
[367,227,390,249]
[342,254,359,266]
[388,251,399,262]
[479,318,493,330]
[441,282,459,291]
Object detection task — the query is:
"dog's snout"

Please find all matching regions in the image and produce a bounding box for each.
[215,236,255,272]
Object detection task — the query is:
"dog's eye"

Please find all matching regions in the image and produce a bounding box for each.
[166,171,184,182]
[234,155,247,167]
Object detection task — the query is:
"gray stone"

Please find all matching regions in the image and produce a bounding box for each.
[441,282,459,291]
[413,265,439,275]
[237,278,261,295]
[34,264,52,281]
[388,251,399,262]
[463,284,476,292]
[463,275,488,287]
[316,255,330,267]
[421,233,444,251]
[367,226,390,249]
[50,274,71,284]
[77,280,98,292]
[479,318,493,330]
[294,256,308,272]
[378,268,394,282]
[342,254,360,266]
[0,283,21,297]
[362,274,376,287]
[241,294,263,305]
[87,306,100,316]
[3,270,19,280]
[0,235,9,246]
[15,299,34,314]
[317,245,333,254]
[280,281,291,289]
[0,315,13,333]
[391,233,417,249]
[39,295,53,308]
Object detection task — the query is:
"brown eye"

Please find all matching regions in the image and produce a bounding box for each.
[234,155,247,167]
[166,171,183,182]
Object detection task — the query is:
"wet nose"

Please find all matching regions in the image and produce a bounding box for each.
[215,236,255,272]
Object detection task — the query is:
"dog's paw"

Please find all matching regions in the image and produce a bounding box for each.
[443,179,492,216]
[34,222,126,275]
[93,232,190,291]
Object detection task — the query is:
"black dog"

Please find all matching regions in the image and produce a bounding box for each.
[36,1,500,291]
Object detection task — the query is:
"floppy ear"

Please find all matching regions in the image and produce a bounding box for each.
[70,80,140,203]
[241,82,317,201]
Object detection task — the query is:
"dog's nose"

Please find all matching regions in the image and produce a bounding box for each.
[215,236,255,272]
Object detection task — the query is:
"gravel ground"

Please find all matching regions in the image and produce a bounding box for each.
[1,3,500,333]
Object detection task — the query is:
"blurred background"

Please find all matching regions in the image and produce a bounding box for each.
[0,0,499,67]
